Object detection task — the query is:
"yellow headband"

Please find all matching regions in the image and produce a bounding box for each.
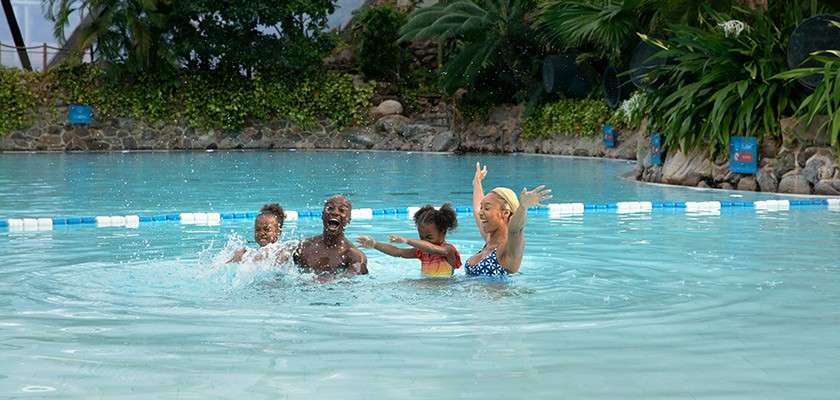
[490,187,519,213]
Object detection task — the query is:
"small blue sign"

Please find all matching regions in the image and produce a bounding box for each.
[68,105,92,125]
[729,136,758,174]
[603,124,617,148]
[650,132,663,166]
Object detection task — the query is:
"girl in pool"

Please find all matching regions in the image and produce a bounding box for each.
[467,162,552,276]
[228,203,289,264]
[357,204,461,277]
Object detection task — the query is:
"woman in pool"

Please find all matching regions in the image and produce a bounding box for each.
[357,203,461,277]
[467,162,552,276]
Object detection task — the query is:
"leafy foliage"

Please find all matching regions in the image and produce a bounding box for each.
[0,68,38,134]
[44,0,177,76]
[44,0,337,76]
[536,0,657,62]
[169,0,336,75]
[535,0,733,63]
[48,65,374,130]
[352,5,409,80]
[521,99,610,138]
[775,50,840,148]
[399,0,542,100]
[643,6,798,153]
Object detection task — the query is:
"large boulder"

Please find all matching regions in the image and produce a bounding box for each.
[756,166,778,192]
[781,116,832,148]
[737,176,758,191]
[399,123,436,140]
[814,179,840,195]
[802,148,837,185]
[661,150,712,186]
[772,149,796,178]
[428,130,458,152]
[372,100,403,119]
[778,171,812,194]
[374,114,410,136]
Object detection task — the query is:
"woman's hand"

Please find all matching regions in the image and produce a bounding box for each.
[389,235,408,244]
[473,162,488,185]
[520,185,552,208]
[356,236,376,248]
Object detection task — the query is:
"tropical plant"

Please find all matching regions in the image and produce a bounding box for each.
[642,6,798,153]
[43,0,176,75]
[399,0,542,99]
[169,0,336,75]
[352,5,409,80]
[536,0,656,62]
[535,0,732,63]
[774,50,840,148]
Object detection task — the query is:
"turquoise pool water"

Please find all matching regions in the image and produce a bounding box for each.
[1,151,840,399]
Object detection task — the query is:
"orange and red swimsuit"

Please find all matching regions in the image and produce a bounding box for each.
[416,243,462,277]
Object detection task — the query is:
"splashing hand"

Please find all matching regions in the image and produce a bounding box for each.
[520,185,552,208]
[389,235,408,244]
[473,162,488,185]
[356,236,376,248]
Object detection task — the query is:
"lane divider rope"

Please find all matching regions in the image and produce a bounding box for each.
[2,198,838,232]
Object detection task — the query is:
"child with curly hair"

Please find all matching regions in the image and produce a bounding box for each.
[357,204,461,277]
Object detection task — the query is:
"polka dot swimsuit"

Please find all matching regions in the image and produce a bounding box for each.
[465,249,508,277]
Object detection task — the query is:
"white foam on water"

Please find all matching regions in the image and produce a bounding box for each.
[199,233,299,289]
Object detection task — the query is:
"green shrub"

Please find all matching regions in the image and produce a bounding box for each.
[0,68,37,134]
[353,5,408,80]
[522,99,610,139]
[48,65,374,130]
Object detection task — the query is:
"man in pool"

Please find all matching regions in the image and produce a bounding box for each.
[293,195,368,276]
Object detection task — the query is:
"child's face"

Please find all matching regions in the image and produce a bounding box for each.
[254,215,280,247]
[417,222,445,245]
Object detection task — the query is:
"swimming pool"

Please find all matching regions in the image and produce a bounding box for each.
[2,151,839,399]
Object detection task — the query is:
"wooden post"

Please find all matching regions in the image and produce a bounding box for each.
[42,42,48,71]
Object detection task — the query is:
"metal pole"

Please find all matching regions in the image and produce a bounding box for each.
[42,42,48,71]
[1,0,33,70]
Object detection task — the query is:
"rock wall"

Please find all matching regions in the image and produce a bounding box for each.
[1,103,637,159]
[5,103,834,196]
[635,117,840,195]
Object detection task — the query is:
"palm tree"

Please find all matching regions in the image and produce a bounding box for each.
[43,0,175,73]
[535,0,732,63]
[399,0,539,97]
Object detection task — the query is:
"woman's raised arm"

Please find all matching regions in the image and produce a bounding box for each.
[472,162,488,241]
[500,185,552,273]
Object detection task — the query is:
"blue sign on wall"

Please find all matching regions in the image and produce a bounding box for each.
[650,132,663,166]
[68,105,92,125]
[729,136,758,174]
[603,123,617,148]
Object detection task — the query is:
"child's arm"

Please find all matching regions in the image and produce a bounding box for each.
[357,236,417,258]
[227,248,247,263]
[473,162,489,241]
[391,235,459,267]
[388,235,455,261]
